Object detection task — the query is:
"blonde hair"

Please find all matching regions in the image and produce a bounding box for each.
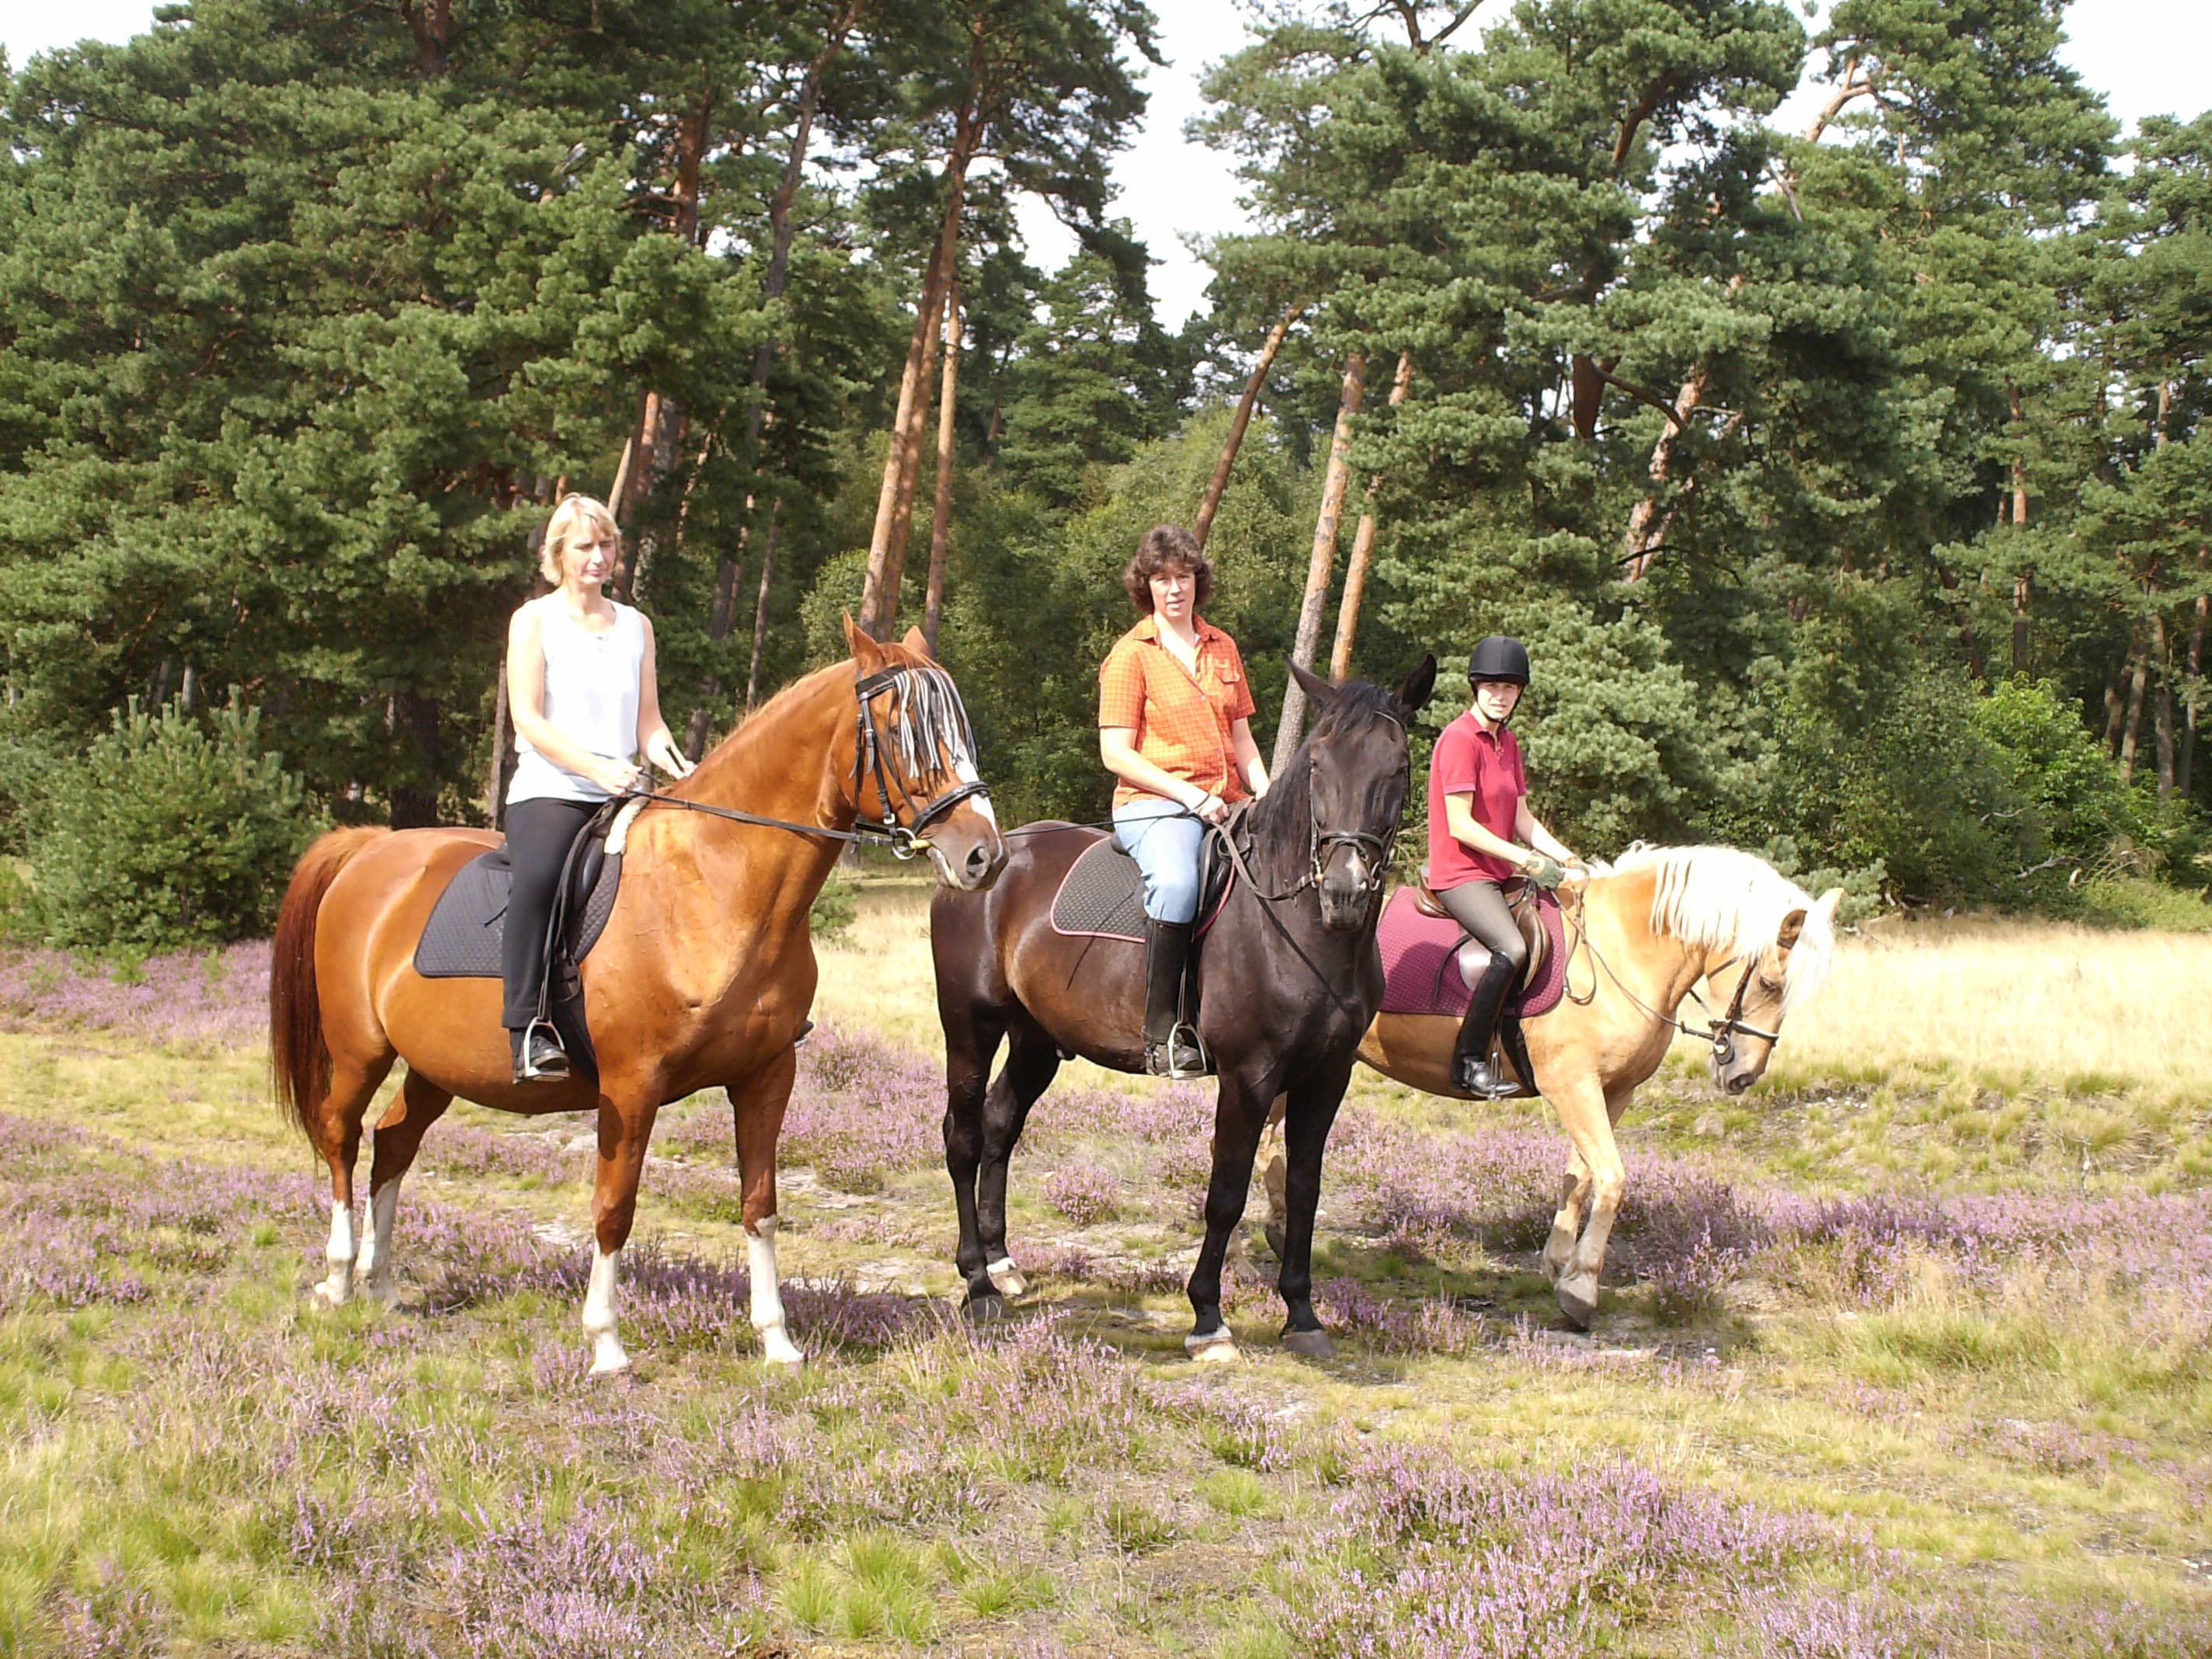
[538,494,622,586]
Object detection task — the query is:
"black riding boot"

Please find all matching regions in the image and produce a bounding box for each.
[510,1021,571,1085]
[1143,918,1205,1079]
[1450,950,1522,1099]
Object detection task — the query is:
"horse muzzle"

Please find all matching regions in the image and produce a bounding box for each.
[924,805,1007,893]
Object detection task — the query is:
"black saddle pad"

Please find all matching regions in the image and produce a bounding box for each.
[1048,832,1231,944]
[412,849,623,979]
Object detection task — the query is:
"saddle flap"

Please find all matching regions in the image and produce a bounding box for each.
[1413,862,1452,920]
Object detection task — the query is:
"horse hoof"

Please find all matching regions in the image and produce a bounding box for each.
[1264,1224,1287,1262]
[589,1336,633,1378]
[311,1278,350,1308]
[1185,1329,1240,1365]
[1281,1327,1335,1360]
[360,1278,400,1311]
[963,1292,1009,1326]
[986,1258,1028,1299]
[1556,1277,1598,1330]
[760,1333,805,1369]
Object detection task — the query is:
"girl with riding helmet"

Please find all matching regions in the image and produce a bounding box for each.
[1099,524,1269,1077]
[501,493,694,1083]
[1428,635,1581,1097]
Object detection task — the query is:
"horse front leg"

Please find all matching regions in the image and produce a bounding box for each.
[1543,1145,1591,1286]
[1276,1058,1354,1358]
[975,1025,1059,1305]
[582,1087,659,1376]
[731,1046,804,1367]
[1185,1067,1273,1365]
[1549,1073,1626,1330]
[941,1003,1003,1313]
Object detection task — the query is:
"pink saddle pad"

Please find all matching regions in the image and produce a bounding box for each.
[1376,885,1567,1020]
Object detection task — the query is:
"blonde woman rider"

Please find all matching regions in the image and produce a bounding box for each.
[501,495,693,1083]
[1427,635,1581,1097]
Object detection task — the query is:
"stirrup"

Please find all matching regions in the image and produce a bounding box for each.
[514,1018,571,1083]
[1451,1048,1516,1100]
[1147,1022,1207,1080]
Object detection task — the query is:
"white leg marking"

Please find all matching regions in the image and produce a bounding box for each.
[356,1183,401,1306]
[986,1256,1027,1299]
[582,1243,631,1375]
[315,1199,355,1306]
[746,1219,804,1368]
[1184,1327,1240,1365]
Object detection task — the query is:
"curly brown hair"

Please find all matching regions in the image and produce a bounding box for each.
[1122,524,1214,613]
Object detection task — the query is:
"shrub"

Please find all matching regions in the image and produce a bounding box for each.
[810,869,858,941]
[26,696,317,951]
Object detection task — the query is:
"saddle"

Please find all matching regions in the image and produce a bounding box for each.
[411,798,644,1078]
[1411,864,1553,995]
[1048,830,1234,944]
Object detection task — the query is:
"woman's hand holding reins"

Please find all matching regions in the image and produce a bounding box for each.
[645,730,694,780]
[590,756,644,796]
[1190,790,1232,827]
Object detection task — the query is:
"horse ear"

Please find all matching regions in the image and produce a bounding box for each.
[899,625,930,660]
[1814,888,1843,926]
[1394,652,1438,715]
[1287,658,1337,709]
[1776,906,1807,951]
[842,611,885,672]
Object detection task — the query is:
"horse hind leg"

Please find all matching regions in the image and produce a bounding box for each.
[1544,1145,1592,1286]
[974,1021,1059,1306]
[308,1055,396,1306]
[353,1069,452,1308]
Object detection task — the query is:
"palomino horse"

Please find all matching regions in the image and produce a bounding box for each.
[931,659,1436,1362]
[1263,845,1840,1328]
[269,621,1003,1373]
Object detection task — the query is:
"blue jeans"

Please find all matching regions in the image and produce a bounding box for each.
[1112,797,1207,923]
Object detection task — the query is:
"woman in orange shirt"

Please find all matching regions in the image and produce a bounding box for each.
[1098,524,1269,1076]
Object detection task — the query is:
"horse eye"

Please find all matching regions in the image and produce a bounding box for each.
[1759,976,1782,994]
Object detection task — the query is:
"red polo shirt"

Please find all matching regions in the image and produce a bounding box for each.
[1428,711,1526,886]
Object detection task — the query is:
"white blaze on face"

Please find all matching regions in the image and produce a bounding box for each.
[952,754,996,829]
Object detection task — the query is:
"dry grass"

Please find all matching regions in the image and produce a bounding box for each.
[1770,916,2212,1097]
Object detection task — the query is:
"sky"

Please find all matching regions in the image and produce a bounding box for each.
[5,0,2211,329]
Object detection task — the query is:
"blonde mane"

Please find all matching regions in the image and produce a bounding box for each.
[1611,843,1837,1014]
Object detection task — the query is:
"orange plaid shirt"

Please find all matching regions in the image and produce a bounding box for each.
[1098,614,1258,808]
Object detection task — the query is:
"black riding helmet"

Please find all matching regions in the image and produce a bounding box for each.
[1467,635,1531,686]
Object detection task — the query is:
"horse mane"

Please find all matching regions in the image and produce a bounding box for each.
[1240,678,1400,873]
[1612,843,1835,1014]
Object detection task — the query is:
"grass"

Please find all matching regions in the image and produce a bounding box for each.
[1,889,2209,1654]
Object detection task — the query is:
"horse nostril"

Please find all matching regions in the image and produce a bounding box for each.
[1726,1073,1752,1095]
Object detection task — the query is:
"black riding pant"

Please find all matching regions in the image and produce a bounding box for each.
[499,796,600,1030]
[1438,878,1527,975]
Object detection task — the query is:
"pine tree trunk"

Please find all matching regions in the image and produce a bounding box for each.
[2181,588,2205,799]
[923,282,962,657]
[400,0,452,73]
[2119,638,2148,781]
[1621,364,1707,583]
[1195,304,1299,548]
[861,119,974,638]
[1274,353,1366,773]
[2010,381,2030,674]
[1330,350,1414,681]
[881,263,951,628]
[388,690,441,830]
[2151,612,2175,799]
[746,506,784,715]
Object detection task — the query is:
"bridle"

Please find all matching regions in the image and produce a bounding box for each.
[1566,899,1784,1064]
[1219,709,1404,909]
[634,662,990,858]
[850,664,991,859]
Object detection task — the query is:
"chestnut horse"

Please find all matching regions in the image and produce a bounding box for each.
[269,621,1003,1373]
[932,659,1436,1363]
[1261,844,1841,1327]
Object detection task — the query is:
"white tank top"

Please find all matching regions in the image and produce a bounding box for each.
[507,599,645,805]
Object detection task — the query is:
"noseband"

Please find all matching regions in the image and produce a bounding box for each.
[853,664,993,858]
[1699,952,1782,1066]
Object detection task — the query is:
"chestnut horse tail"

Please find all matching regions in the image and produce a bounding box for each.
[270,827,385,1137]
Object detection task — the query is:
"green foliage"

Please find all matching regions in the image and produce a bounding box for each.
[25,697,315,952]
[809,870,859,942]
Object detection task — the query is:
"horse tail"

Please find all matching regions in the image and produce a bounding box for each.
[270,827,384,1138]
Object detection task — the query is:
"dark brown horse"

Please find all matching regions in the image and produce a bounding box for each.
[269,621,1003,1373]
[931,659,1435,1362]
